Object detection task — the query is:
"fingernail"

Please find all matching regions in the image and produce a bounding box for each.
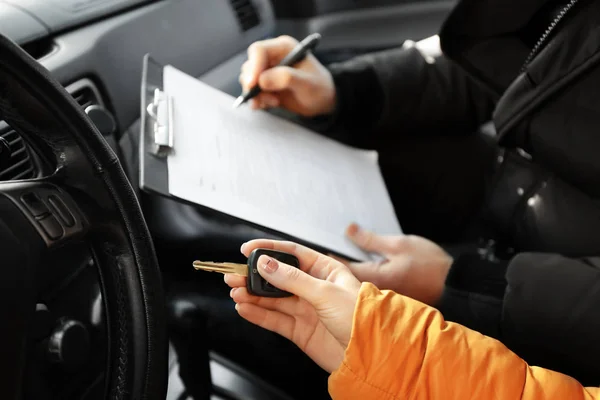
[235,303,240,311]
[240,242,248,253]
[259,255,278,273]
[347,223,359,236]
[230,288,237,298]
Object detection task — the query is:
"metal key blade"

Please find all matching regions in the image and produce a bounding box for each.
[193,261,248,276]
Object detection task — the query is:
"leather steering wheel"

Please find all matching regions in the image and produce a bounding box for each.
[0,34,167,398]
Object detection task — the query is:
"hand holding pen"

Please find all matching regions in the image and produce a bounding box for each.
[236,34,337,117]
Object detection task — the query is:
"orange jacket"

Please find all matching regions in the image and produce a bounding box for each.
[329,283,600,399]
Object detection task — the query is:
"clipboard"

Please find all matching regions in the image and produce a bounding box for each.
[139,54,172,196]
[139,55,401,261]
[139,54,357,259]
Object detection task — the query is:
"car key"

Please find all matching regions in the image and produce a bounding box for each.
[193,248,300,298]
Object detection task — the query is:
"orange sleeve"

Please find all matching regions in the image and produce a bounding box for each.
[328,282,600,400]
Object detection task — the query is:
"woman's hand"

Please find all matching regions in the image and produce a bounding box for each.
[239,35,337,116]
[340,224,453,305]
[225,239,361,373]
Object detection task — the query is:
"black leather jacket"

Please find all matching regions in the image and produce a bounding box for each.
[323,0,600,385]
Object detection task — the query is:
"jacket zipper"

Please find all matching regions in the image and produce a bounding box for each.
[520,0,580,73]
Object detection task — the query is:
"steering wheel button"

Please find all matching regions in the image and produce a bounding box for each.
[39,215,64,240]
[47,195,75,227]
[21,192,49,217]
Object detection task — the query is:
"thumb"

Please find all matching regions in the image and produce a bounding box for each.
[346,223,404,255]
[256,255,324,303]
[258,66,309,92]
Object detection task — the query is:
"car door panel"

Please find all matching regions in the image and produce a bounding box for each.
[274,0,455,63]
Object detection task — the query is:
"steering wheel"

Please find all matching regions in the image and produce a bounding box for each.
[0,33,167,399]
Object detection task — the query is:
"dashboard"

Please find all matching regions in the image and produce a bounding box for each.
[0,0,274,129]
[1,0,153,39]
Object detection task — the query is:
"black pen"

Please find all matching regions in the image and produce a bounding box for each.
[233,33,322,108]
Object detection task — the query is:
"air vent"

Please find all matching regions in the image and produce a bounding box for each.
[72,86,97,109]
[230,0,261,32]
[0,78,106,182]
[65,78,104,110]
[0,123,36,181]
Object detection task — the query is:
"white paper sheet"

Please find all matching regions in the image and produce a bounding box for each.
[164,65,402,260]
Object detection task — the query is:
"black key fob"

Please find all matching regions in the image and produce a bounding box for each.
[247,248,300,298]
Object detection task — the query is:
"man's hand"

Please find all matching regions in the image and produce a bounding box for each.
[239,35,337,116]
[341,224,453,305]
[224,239,361,373]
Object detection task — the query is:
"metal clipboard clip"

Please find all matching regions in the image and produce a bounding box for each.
[146,87,173,158]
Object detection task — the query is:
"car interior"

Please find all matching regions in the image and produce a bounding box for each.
[0,0,455,398]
